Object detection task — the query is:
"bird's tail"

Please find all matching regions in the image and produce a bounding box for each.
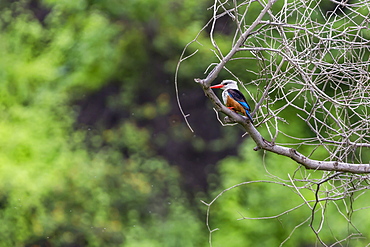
[245,111,254,124]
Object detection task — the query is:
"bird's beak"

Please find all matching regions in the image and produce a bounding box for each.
[210,84,224,89]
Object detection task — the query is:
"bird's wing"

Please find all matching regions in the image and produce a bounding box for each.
[227,89,251,111]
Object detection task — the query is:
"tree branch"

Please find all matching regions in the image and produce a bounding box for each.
[202,0,278,87]
[194,0,370,174]
[196,77,370,174]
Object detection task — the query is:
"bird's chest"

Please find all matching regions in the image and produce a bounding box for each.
[222,91,229,104]
[223,91,238,109]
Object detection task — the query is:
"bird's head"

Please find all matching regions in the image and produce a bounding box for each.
[210,80,239,90]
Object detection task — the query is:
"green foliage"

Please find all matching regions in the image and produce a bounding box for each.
[207,139,370,246]
[0,0,209,246]
[0,91,202,246]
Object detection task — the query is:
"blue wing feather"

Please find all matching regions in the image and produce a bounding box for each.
[227,89,251,111]
[238,101,250,111]
[227,89,253,123]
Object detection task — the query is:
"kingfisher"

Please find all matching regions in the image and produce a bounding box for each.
[210,80,253,123]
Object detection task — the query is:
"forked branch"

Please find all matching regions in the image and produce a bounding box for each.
[194,0,370,174]
[196,78,370,174]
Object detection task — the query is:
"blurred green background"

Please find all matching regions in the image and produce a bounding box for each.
[1,0,370,246]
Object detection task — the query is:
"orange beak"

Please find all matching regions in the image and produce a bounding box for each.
[210,84,224,89]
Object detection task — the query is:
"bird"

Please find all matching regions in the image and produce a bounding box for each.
[210,80,253,123]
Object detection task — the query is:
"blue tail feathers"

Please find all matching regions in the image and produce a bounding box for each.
[245,110,253,124]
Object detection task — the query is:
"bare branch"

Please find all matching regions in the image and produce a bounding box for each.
[177,0,370,245]
[193,0,370,173]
